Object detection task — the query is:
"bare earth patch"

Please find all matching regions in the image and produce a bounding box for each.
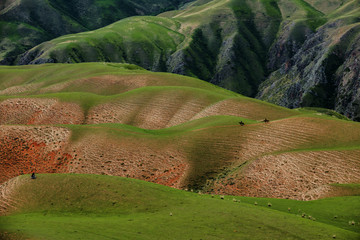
[0,98,84,125]
[0,126,73,184]
[0,176,27,215]
[67,133,189,189]
[1,117,359,201]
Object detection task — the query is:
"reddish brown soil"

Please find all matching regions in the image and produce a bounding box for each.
[0,98,84,125]
[0,126,73,184]
[1,118,359,201]
[0,125,190,189]
[0,177,27,215]
[67,133,189,189]
[0,96,288,129]
[86,89,217,129]
[183,117,360,200]
[216,150,360,200]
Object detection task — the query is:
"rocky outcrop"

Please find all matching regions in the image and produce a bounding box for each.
[257,18,360,120]
[335,31,360,121]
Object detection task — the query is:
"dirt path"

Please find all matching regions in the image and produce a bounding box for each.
[0,176,25,215]
[173,0,230,19]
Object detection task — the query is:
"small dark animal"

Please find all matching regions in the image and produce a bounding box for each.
[239,121,245,126]
[31,173,36,179]
[263,118,270,123]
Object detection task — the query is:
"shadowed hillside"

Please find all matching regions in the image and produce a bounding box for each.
[257,0,360,121]
[1,63,359,201]
[0,0,191,64]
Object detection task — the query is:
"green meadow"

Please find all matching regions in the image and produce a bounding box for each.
[0,174,359,240]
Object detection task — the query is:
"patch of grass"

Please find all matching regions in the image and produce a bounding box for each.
[184,28,219,81]
[260,0,282,42]
[299,107,350,121]
[292,0,327,30]
[0,63,238,97]
[236,195,360,233]
[0,21,48,62]
[65,115,258,138]
[329,184,360,197]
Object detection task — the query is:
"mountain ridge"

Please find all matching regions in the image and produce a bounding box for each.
[8,0,360,120]
[0,0,191,64]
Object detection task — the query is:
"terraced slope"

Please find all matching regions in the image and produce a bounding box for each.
[0,174,359,239]
[1,63,359,201]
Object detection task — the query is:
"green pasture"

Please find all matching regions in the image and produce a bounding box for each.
[0,174,359,240]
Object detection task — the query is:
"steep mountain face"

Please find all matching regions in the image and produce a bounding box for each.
[258,0,360,121]
[4,0,360,120]
[0,0,191,64]
[17,0,279,97]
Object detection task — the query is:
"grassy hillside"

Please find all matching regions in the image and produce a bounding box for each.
[0,0,190,64]
[1,3,359,239]
[0,62,292,128]
[1,63,359,201]
[19,16,184,69]
[0,174,359,239]
[12,0,360,120]
[16,0,340,95]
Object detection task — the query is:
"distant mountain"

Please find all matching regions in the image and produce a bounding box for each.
[0,0,191,64]
[14,0,285,97]
[3,0,360,120]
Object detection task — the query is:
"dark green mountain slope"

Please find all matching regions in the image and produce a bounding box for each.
[0,0,190,64]
[16,0,282,97]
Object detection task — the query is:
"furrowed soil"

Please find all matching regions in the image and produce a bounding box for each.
[0,63,359,204]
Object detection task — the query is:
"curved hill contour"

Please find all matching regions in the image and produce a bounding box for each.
[15,0,360,120]
[1,174,359,239]
[0,63,359,201]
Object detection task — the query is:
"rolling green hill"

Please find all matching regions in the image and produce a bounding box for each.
[0,174,359,239]
[0,63,359,202]
[1,2,360,239]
